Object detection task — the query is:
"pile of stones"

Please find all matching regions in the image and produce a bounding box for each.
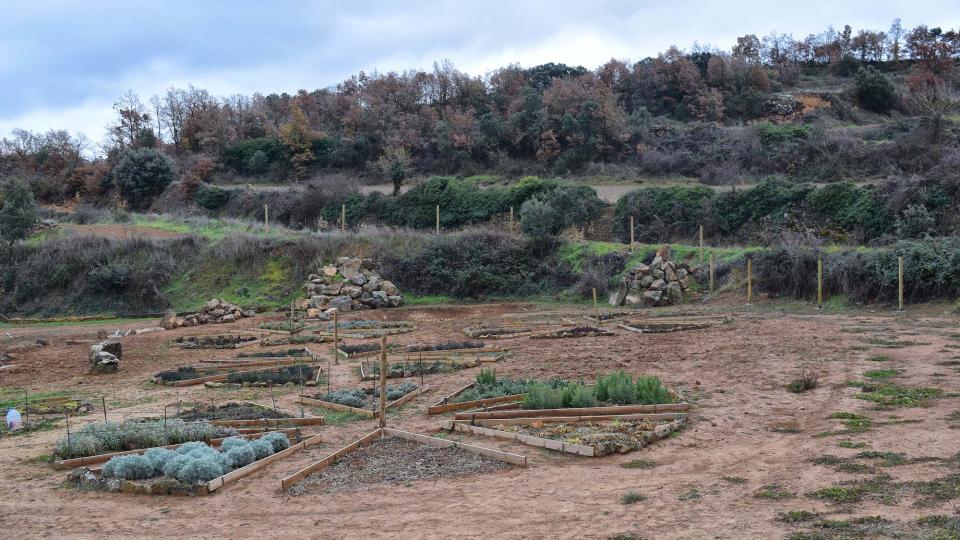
[302,257,402,318]
[609,247,696,307]
[160,299,255,329]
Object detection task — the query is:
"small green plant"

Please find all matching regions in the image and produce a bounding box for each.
[621,459,655,469]
[866,355,891,362]
[777,510,816,523]
[754,485,794,500]
[863,369,900,379]
[476,367,496,386]
[720,476,747,484]
[853,383,941,408]
[837,440,869,449]
[786,365,818,393]
[620,491,646,505]
[523,382,564,409]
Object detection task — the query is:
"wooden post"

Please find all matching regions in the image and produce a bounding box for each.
[264,204,269,232]
[699,225,704,265]
[435,205,440,234]
[817,257,823,309]
[629,216,634,248]
[378,336,387,428]
[709,252,715,294]
[898,256,904,312]
[746,258,752,305]
[509,207,514,233]
[332,310,339,366]
[592,288,600,326]
[101,396,107,423]
[340,204,346,233]
[290,300,295,333]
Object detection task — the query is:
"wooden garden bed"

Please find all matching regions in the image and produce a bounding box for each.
[281,427,526,491]
[427,381,526,414]
[441,416,686,457]
[358,353,503,381]
[298,385,431,418]
[52,428,302,469]
[617,316,732,334]
[529,326,615,339]
[452,402,689,422]
[70,433,324,496]
[153,362,323,387]
[172,334,261,349]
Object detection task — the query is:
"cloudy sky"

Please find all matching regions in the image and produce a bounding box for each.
[2,0,957,147]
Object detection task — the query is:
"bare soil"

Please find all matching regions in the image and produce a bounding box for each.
[0,302,959,538]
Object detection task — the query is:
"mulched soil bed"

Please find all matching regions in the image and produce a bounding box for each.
[531,326,614,339]
[287,437,509,495]
[406,341,484,352]
[176,403,291,421]
[236,348,311,358]
[493,418,683,456]
[175,335,258,349]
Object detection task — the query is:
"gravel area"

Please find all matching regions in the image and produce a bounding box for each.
[288,436,510,495]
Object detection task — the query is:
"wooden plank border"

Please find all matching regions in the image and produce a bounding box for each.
[158,362,324,387]
[298,396,374,418]
[205,433,324,494]
[212,417,325,428]
[441,421,595,457]
[453,402,690,421]
[383,428,527,467]
[457,412,687,427]
[281,428,383,490]
[427,382,525,415]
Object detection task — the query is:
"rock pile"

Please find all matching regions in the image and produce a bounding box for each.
[302,257,402,317]
[160,299,255,329]
[89,340,121,373]
[609,247,696,307]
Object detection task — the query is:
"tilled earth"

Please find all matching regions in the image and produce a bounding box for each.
[0,301,959,539]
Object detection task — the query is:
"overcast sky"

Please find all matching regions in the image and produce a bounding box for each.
[2,0,958,147]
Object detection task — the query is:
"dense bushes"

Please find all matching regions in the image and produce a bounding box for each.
[54,419,237,459]
[112,148,176,210]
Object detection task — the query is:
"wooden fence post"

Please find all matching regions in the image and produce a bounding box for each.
[592,288,600,326]
[709,252,715,294]
[746,258,753,305]
[817,257,823,309]
[333,310,339,365]
[378,336,387,428]
[699,225,704,265]
[435,205,440,234]
[629,216,634,248]
[509,207,514,233]
[898,256,904,312]
[341,204,346,233]
[263,204,269,232]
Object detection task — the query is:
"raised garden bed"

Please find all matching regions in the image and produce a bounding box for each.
[67,431,323,496]
[617,316,732,334]
[152,363,320,387]
[53,418,240,462]
[442,416,685,457]
[358,353,503,380]
[298,382,429,418]
[260,335,329,346]
[315,320,415,339]
[335,342,404,360]
[20,395,94,416]
[282,428,525,493]
[428,369,532,414]
[175,402,324,428]
[530,326,615,339]
[173,334,260,349]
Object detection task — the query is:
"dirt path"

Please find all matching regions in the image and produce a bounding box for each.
[0,303,958,538]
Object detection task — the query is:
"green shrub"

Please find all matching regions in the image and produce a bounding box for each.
[142,448,178,476]
[260,432,290,452]
[523,382,565,409]
[596,370,637,404]
[635,376,673,404]
[250,439,274,460]
[219,437,250,452]
[53,419,233,459]
[755,122,812,144]
[162,454,190,477]
[0,178,38,246]
[194,183,232,212]
[225,445,256,468]
[854,66,897,113]
[322,389,367,408]
[174,456,225,484]
[565,384,598,408]
[112,148,176,210]
[102,454,154,480]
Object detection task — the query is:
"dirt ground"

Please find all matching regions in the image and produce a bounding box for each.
[0,301,958,539]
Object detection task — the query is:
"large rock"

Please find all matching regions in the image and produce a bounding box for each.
[341,285,363,299]
[330,296,353,311]
[322,265,338,277]
[348,273,367,286]
[159,311,180,330]
[381,280,398,296]
[664,282,684,305]
[339,266,360,280]
[642,290,663,305]
[89,340,121,373]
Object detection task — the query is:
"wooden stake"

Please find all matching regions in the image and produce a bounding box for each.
[435,205,440,234]
[332,310,339,366]
[592,288,599,326]
[708,252,715,294]
[746,258,753,305]
[629,216,634,248]
[817,257,823,309]
[898,256,904,312]
[509,207,514,232]
[378,336,387,428]
[699,225,704,265]
[289,300,295,333]
[264,203,269,232]
[340,204,346,233]
[101,396,107,423]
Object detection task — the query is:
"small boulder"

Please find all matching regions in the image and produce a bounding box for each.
[159,311,180,330]
[348,273,367,286]
[381,280,398,296]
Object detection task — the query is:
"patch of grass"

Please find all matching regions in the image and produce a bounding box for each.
[837,440,869,449]
[23,453,55,463]
[851,383,942,408]
[677,488,701,501]
[318,410,368,425]
[911,474,960,507]
[866,355,891,362]
[620,491,646,505]
[863,369,900,379]
[771,426,802,434]
[754,485,794,500]
[807,474,898,505]
[720,476,747,484]
[404,295,450,305]
[786,365,819,394]
[621,459,656,469]
[778,510,817,523]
